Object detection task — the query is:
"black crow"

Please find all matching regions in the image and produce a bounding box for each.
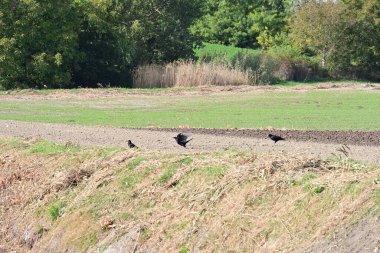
[174,133,192,148]
[128,140,137,148]
[268,134,285,143]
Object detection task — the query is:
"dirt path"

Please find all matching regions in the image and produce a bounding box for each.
[0,120,379,165]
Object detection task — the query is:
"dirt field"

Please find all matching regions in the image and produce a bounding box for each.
[1,120,380,165]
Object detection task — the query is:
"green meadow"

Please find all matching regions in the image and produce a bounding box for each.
[1,88,379,131]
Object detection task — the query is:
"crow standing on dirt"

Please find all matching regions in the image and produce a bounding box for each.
[268,134,285,143]
[174,133,192,148]
[128,140,138,148]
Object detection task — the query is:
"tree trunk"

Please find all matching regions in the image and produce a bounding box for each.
[321,51,326,67]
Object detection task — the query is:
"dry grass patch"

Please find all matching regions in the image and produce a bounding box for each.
[0,138,379,253]
[133,62,251,88]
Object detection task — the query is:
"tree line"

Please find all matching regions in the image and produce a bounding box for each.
[0,0,379,89]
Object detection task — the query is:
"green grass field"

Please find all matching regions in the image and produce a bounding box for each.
[1,88,379,131]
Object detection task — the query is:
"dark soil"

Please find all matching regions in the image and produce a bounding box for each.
[1,120,380,165]
[143,127,380,147]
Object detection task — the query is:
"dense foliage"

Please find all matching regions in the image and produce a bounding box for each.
[0,0,379,89]
[0,0,202,89]
[191,0,290,49]
[195,0,379,82]
[289,0,380,80]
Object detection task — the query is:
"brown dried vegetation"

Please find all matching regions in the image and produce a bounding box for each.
[0,138,379,252]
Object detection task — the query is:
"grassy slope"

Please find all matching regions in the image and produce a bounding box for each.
[1,138,379,252]
[1,88,380,130]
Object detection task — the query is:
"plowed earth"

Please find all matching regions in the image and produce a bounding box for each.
[0,120,379,165]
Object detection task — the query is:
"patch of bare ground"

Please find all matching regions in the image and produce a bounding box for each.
[147,127,380,147]
[0,120,380,165]
[299,216,380,253]
[0,138,379,253]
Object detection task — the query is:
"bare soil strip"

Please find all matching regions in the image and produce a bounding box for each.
[144,127,380,146]
[0,120,379,165]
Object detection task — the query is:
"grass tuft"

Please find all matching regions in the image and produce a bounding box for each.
[28,140,79,155]
[127,156,145,171]
[48,202,66,221]
[159,166,177,184]
[179,246,190,253]
[290,173,318,186]
[313,185,326,194]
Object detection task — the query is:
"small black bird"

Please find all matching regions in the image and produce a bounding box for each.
[174,133,192,148]
[128,140,137,148]
[268,134,285,143]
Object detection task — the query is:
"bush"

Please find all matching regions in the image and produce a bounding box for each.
[134,44,332,88]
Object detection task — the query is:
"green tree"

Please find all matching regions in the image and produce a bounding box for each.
[191,0,290,48]
[290,0,379,80]
[289,0,345,67]
[0,0,81,89]
[128,0,203,64]
[0,0,203,89]
[339,0,380,80]
[72,0,134,87]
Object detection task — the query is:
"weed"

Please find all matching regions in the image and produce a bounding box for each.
[179,246,190,253]
[313,186,325,194]
[36,225,45,235]
[141,227,150,240]
[303,183,325,194]
[48,202,66,221]
[290,179,299,186]
[290,173,317,186]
